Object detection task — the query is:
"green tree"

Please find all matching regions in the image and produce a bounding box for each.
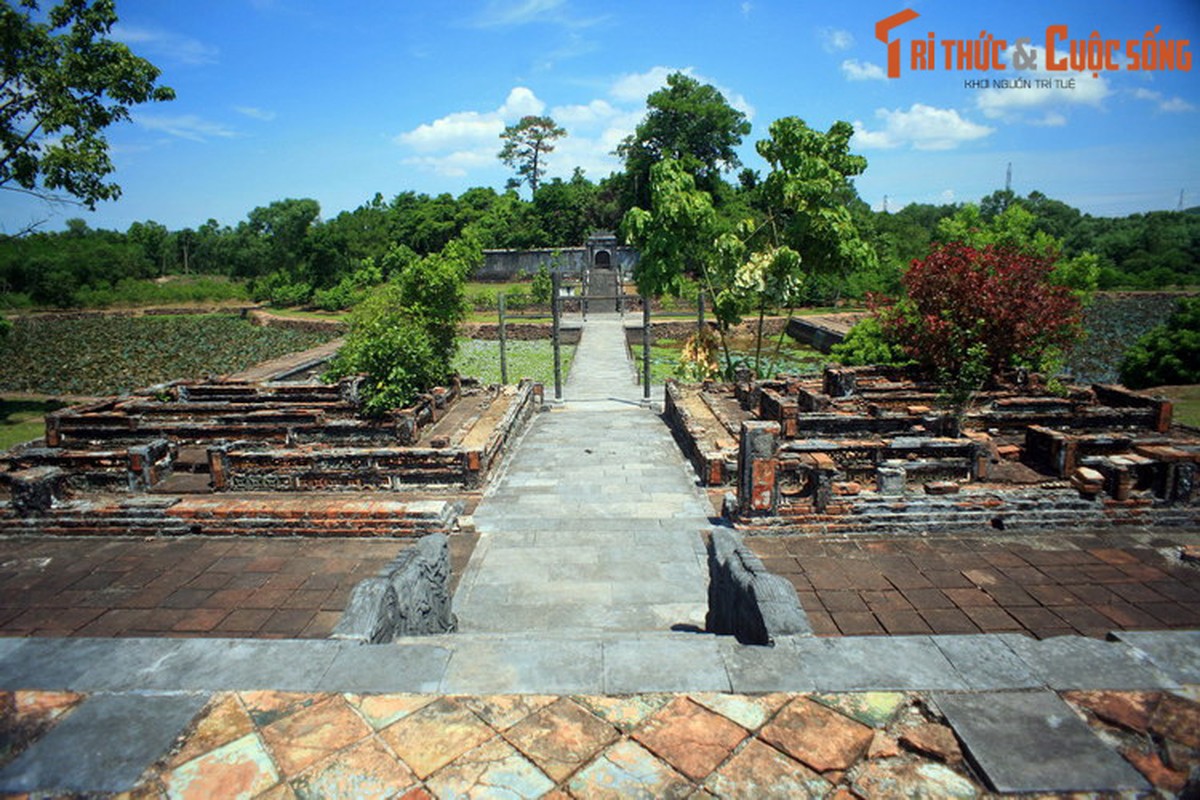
[617,72,750,209]
[1119,297,1200,389]
[756,117,876,293]
[325,235,477,415]
[498,115,566,197]
[0,0,174,212]
[622,158,718,300]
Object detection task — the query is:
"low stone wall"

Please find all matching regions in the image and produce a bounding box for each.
[208,381,540,492]
[0,494,462,538]
[333,533,457,642]
[2,440,174,493]
[663,381,731,486]
[706,528,810,645]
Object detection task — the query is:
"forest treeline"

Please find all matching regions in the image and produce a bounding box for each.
[1,172,1198,310]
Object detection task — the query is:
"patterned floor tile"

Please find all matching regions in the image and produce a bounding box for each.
[289,736,416,800]
[380,697,496,779]
[502,697,619,782]
[164,693,255,769]
[566,739,692,799]
[759,697,874,773]
[810,692,908,728]
[463,694,558,731]
[344,694,435,731]
[259,695,373,777]
[161,732,280,800]
[631,696,748,781]
[425,737,555,799]
[573,694,672,733]
[704,738,831,799]
[240,691,325,729]
[688,692,790,731]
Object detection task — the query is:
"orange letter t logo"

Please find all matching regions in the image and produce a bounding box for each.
[875,9,920,78]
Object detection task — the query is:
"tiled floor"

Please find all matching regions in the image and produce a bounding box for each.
[0,537,409,638]
[748,530,1200,639]
[3,686,1195,797]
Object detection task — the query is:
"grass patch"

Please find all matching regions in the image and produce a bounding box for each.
[1,315,338,396]
[0,398,64,451]
[1151,385,1200,428]
[453,338,575,385]
[633,334,827,383]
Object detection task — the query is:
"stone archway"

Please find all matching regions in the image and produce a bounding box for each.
[594,250,611,268]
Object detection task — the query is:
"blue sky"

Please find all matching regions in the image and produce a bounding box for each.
[2,0,1198,233]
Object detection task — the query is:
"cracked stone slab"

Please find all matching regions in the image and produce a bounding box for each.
[931,635,1041,690]
[791,636,968,691]
[316,641,451,693]
[933,690,1148,794]
[1110,630,1200,685]
[998,633,1178,690]
[119,639,344,691]
[0,692,208,794]
[440,636,604,694]
[0,638,183,690]
[603,636,731,693]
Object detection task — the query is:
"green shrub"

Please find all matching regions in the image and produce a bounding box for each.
[324,236,474,416]
[1118,297,1200,389]
[831,317,911,366]
[325,288,442,416]
[530,264,553,305]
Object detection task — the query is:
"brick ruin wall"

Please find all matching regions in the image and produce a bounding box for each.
[1,374,542,534]
[665,365,1199,534]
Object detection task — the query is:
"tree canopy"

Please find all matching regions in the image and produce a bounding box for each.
[617,72,750,208]
[0,0,174,212]
[498,115,565,197]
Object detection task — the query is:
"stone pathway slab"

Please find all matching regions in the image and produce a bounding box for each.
[933,689,1150,793]
[0,691,208,794]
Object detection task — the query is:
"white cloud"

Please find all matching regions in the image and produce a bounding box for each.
[402,150,495,178]
[551,99,620,128]
[112,25,218,66]
[396,68,752,183]
[471,0,603,29]
[841,59,886,82]
[853,104,994,151]
[1132,88,1196,113]
[820,27,854,53]
[473,0,564,26]
[609,66,755,120]
[974,42,1113,123]
[136,114,236,142]
[396,87,545,152]
[741,2,753,16]
[976,73,1111,122]
[234,106,276,122]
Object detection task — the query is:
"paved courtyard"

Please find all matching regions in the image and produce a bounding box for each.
[0,312,1197,796]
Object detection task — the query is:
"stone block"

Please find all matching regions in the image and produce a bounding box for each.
[924,481,960,495]
[706,528,810,645]
[831,481,861,496]
[1071,466,1105,497]
[8,466,64,515]
[876,465,906,496]
[334,533,456,643]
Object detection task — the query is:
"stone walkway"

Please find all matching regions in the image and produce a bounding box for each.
[2,312,1200,796]
[454,313,712,633]
[0,631,1197,796]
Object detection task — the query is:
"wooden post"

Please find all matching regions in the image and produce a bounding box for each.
[697,289,705,336]
[498,293,508,385]
[642,294,651,402]
[552,270,563,401]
